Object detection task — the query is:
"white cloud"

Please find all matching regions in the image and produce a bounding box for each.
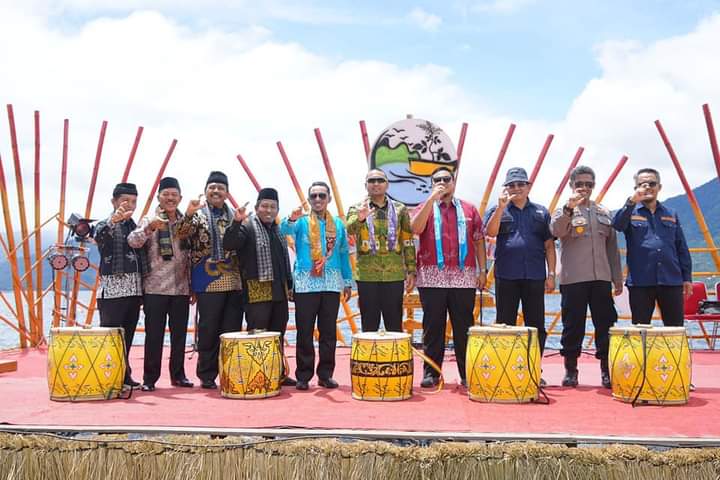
[470,0,536,14]
[408,7,442,32]
[0,3,718,237]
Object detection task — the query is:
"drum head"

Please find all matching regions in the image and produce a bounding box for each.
[353,331,411,341]
[50,326,122,335]
[469,325,538,335]
[610,326,687,336]
[220,331,281,340]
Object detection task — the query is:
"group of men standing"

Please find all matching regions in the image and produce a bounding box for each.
[93,162,692,392]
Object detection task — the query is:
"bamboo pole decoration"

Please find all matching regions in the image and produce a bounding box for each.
[359,120,370,165]
[594,155,629,205]
[478,123,516,218]
[702,104,720,181]
[33,110,44,339]
[276,141,309,212]
[53,120,69,327]
[0,154,28,348]
[314,128,346,218]
[528,134,554,189]
[547,146,584,213]
[140,139,178,218]
[68,120,107,325]
[236,154,261,191]
[655,119,720,271]
[121,126,143,182]
[7,105,38,341]
[226,192,240,209]
[454,122,469,180]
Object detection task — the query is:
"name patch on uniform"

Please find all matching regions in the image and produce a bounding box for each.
[660,216,676,223]
[631,215,647,222]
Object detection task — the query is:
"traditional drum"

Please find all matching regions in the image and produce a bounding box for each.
[609,326,692,405]
[47,327,127,401]
[466,325,542,403]
[219,331,282,399]
[350,331,413,401]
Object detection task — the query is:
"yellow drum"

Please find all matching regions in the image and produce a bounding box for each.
[219,331,282,399]
[47,327,127,401]
[609,326,692,405]
[466,325,542,403]
[350,331,413,401]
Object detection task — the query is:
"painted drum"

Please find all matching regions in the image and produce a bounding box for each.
[47,327,126,401]
[466,325,542,403]
[609,326,692,405]
[350,331,413,401]
[219,331,282,399]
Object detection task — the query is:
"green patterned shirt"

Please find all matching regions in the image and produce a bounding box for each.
[346,198,416,282]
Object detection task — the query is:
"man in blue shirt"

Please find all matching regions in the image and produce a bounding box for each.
[613,168,692,326]
[485,167,556,361]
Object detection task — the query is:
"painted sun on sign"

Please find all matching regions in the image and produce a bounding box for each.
[369,118,458,206]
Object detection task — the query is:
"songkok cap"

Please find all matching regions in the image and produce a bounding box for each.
[158,177,181,192]
[257,187,279,203]
[113,182,138,197]
[503,167,530,186]
[206,171,228,187]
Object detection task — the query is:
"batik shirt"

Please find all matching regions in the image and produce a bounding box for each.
[346,198,416,282]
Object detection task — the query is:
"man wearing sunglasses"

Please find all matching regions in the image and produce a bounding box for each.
[612,168,692,326]
[411,166,486,388]
[346,169,416,332]
[281,181,353,390]
[484,167,556,385]
[551,165,622,389]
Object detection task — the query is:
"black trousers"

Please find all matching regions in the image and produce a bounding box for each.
[495,278,547,353]
[357,280,405,332]
[418,287,475,380]
[559,281,617,360]
[142,294,190,385]
[196,291,245,382]
[98,296,142,382]
[245,300,291,377]
[294,292,340,382]
[628,286,684,326]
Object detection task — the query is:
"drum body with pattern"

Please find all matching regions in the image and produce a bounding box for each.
[47,327,127,401]
[466,325,542,403]
[219,331,282,399]
[350,331,413,401]
[609,326,691,405]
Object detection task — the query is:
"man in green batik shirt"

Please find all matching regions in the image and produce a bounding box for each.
[346,169,416,332]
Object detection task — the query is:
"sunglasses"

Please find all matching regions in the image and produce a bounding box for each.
[573,181,595,189]
[366,178,387,184]
[309,192,328,200]
[432,176,453,184]
[637,181,658,188]
[506,181,528,189]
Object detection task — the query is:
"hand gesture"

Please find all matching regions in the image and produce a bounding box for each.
[289,205,304,222]
[498,188,516,209]
[357,199,374,222]
[233,202,249,223]
[631,184,648,204]
[148,208,169,231]
[186,195,206,217]
[111,201,134,224]
[430,183,446,202]
[565,191,583,210]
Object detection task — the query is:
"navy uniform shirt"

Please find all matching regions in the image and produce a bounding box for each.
[485,199,552,281]
[612,200,692,287]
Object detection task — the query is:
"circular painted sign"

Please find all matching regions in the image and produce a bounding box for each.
[369,118,457,206]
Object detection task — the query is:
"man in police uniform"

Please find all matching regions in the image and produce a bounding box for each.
[550,166,623,389]
[612,168,692,326]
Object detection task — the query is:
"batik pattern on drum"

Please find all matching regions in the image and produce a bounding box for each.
[350,332,413,401]
[219,332,282,399]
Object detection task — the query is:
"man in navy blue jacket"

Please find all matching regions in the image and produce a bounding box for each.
[612,168,693,326]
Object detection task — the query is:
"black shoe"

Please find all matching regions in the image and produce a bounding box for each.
[562,356,579,387]
[281,376,298,387]
[421,376,439,388]
[460,378,467,388]
[201,380,217,389]
[124,378,141,388]
[296,380,309,391]
[318,378,339,389]
[539,378,547,388]
[172,378,194,388]
[600,358,611,389]
[141,384,155,392]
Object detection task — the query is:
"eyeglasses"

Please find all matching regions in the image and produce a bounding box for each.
[636,181,658,188]
[573,181,595,189]
[366,178,387,184]
[309,192,328,200]
[432,176,453,184]
[506,182,528,189]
